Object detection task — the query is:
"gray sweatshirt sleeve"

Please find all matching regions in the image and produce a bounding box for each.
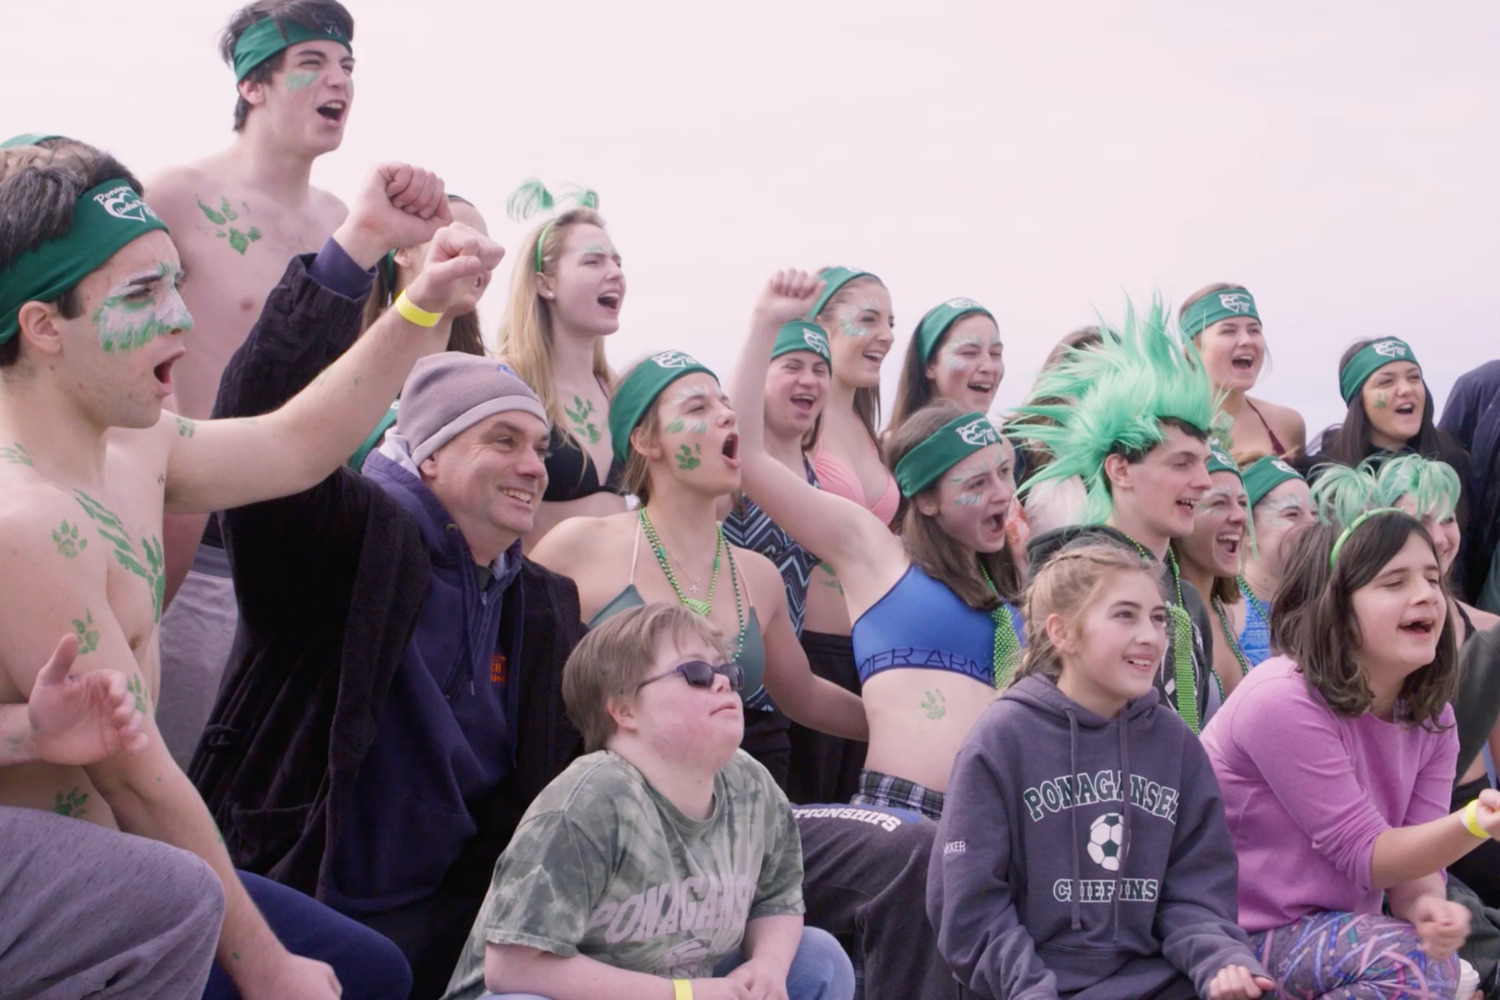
[927,742,1062,1000]
[1154,741,1266,994]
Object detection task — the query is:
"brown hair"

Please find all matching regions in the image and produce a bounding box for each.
[495,207,614,452]
[886,399,1022,608]
[562,603,734,752]
[1012,541,1166,686]
[1272,514,1456,728]
[359,195,485,356]
[220,0,356,131]
[0,143,144,368]
[812,268,884,443]
[1322,338,1444,467]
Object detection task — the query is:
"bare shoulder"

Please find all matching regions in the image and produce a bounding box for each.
[142,163,210,216]
[1251,397,1307,436]
[529,510,631,572]
[310,186,348,230]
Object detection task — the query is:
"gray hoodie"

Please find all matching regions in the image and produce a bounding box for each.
[927,675,1261,999]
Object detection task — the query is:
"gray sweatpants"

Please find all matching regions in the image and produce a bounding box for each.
[0,807,225,999]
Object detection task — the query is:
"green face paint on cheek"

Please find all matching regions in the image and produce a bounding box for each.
[93,267,193,354]
[283,71,318,91]
[1374,392,1390,410]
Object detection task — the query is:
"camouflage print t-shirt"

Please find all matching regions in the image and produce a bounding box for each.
[441,749,804,1000]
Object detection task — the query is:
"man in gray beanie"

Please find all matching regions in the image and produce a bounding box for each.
[191,226,586,999]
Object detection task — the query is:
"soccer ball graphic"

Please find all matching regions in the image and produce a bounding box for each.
[1087,813,1125,871]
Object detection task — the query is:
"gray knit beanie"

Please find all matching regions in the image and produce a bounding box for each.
[397,355,549,465]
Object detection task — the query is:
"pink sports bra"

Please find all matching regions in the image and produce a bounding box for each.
[813,446,900,527]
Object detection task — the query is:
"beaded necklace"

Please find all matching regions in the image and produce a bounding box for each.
[1239,574,1271,630]
[979,561,1022,690]
[1123,535,1200,733]
[639,507,746,655]
[1212,595,1251,681]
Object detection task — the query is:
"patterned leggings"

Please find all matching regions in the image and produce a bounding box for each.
[1252,911,1459,999]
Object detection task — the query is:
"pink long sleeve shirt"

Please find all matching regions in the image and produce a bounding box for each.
[1200,656,1457,933]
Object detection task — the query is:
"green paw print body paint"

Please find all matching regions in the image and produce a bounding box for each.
[0,443,33,466]
[197,197,262,255]
[74,491,167,621]
[126,674,150,715]
[175,417,195,438]
[53,788,89,818]
[675,443,703,471]
[72,610,99,654]
[565,396,602,444]
[52,520,87,557]
[921,689,948,720]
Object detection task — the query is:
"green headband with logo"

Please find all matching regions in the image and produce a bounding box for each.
[807,266,878,319]
[506,179,600,273]
[1,133,61,149]
[894,411,1003,497]
[1329,506,1406,569]
[1242,456,1303,508]
[771,321,832,367]
[1339,338,1421,405]
[1206,445,1241,479]
[1181,287,1259,338]
[0,179,170,344]
[609,351,716,465]
[915,297,995,364]
[232,16,351,81]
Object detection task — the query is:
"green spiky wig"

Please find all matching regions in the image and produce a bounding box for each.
[1310,454,1460,530]
[1011,297,1222,524]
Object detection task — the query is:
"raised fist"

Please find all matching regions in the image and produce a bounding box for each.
[337,162,454,268]
[403,223,506,318]
[753,269,825,326]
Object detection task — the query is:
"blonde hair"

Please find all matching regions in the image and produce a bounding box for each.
[1012,542,1165,686]
[562,603,734,752]
[495,207,615,448]
[813,269,884,442]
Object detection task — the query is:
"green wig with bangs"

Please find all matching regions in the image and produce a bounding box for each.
[1374,454,1461,521]
[1309,461,1381,530]
[1010,296,1223,524]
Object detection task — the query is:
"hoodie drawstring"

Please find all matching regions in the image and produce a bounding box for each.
[1113,711,1133,942]
[1065,708,1082,931]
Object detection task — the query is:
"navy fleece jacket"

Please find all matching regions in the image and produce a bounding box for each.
[927,675,1261,1000]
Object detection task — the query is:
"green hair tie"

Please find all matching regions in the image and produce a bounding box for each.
[807,266,878,319]
[1339,338,1421,405]
[0,179,170,344]
[231,15,351,82]
[1,133,61,149]
[915,297,994,364]
[893,412,1002,498]
[1243,456,1303,508]
[506,179,600,273]
[608,351,716,465]
[771,321,832,368]
[1180,287,1258,338]
[1329,507,1405,569]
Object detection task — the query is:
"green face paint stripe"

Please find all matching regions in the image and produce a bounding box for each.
[666,419,685,434]
[51,519,87,557]
[283,71,318,91]
[52,788,89,818]
[71,609,99,654]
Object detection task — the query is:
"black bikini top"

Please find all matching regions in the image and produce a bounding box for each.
[544,429,623,503]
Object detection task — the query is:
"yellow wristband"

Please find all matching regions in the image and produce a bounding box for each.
[1463,799,1488,839]
[393,289,442,328]
[672,980,693,1000]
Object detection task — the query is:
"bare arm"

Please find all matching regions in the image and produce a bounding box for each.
[1369,789,1500,889]
[484,945,749,1000]
[731,914,803,995]
[0,634,146,767]
[526,492,628,553]
[728,271,905,614]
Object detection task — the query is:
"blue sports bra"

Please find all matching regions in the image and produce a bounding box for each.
[1239,588,1272,669]
[851,564,1024,687]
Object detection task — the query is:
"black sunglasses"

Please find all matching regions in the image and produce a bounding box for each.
[636,660,744,693]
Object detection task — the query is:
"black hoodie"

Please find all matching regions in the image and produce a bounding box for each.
[927,675,1260,1000]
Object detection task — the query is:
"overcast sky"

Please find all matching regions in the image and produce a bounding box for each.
[4,1,1497,434]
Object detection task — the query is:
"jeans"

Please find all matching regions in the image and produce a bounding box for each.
[483,926,855,1000]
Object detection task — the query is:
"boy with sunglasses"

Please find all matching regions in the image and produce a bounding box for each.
[442,603,854,1000]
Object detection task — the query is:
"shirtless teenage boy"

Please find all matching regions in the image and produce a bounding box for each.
[146,0,356,762]
[0,141,495,999]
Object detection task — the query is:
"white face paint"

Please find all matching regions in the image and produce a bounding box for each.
[92,262,193,354]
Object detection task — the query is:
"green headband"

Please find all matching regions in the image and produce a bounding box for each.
[893,412,1002,498]
[1206,445,1241,478]
[0,179,170,344]
[1,133,61,149]
[807,266,877,319]
[1329,506,1405,569]
[232,16,351,81]
[1339,338,1421,405]
[1181,287,1258,338]
[506,179,599,273]
[771,321,831,367]
[1243,456,1303,508]
[915,297,995,364]
[609,351,716,465]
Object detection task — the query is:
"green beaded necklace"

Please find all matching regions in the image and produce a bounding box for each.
[1239,574,1270,629]
[639,507,746,654]
[979,561,1022,690]
[1212,596,1251,682]
[1124,536,1200,733]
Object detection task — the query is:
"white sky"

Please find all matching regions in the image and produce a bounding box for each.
[4,1,1497,435]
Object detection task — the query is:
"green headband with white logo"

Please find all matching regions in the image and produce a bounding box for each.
[894,411,1003,497]
[771,321,832,367]
[1,133,61,149]
[1206,445,1241,479]
[915,297,995,364]
[0,179,170,344]
[807,266,878,319]
[1242,456,1303,508]
[609,351,716,465]
[1181,287,1258,338]
[232,16,351,81]
[1339,338,1421,405]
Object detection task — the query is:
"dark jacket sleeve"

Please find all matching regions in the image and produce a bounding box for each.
[1155,737,1265,994]
[213,252,376,631]
[928,735,1060,1000]
[1440,372,1481,451]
